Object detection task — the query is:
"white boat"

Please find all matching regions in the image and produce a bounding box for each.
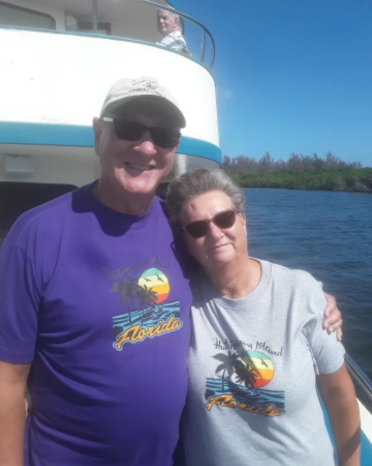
[0,1,371,463]
[0,0,220,233]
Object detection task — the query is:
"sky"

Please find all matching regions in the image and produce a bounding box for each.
[180,0,372,167]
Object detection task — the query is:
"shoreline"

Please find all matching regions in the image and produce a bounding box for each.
[228,167,372,193]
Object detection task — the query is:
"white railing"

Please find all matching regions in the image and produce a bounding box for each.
[93,0,215,69]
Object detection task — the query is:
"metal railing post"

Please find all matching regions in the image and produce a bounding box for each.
[92,0,98,33]
[200,30,206,64]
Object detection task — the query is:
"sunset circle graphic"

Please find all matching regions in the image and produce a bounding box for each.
[242,350,275,388]
[138,268,170,304]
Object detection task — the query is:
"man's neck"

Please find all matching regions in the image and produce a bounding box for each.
[92,180,155,215]
[165,29,179,36]
[205,258,261,299]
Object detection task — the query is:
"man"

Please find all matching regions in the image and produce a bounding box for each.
[0,77,192,466]
[157,9,187,53]
[0,77,341,466]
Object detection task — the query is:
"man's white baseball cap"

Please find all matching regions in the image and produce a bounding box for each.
[100,77,186,128]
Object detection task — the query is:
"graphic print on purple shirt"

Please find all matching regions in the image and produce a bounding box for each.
[0,184,192,466]
[111,264,183,349]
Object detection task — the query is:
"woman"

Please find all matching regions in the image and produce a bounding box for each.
[166,169,360,466]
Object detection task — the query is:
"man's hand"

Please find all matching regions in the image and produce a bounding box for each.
[319,282,343,341]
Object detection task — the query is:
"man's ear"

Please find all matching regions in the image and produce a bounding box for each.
[92,117,102,155]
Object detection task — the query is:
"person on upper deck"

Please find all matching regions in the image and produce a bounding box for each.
[157,8,188,53]
[166,169,360,466]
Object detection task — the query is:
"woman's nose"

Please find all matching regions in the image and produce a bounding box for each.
[207,221,224,240]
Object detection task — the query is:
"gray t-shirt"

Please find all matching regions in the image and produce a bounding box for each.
[181,259,345,466]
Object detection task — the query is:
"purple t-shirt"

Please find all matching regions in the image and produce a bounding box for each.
[0,184,192,466]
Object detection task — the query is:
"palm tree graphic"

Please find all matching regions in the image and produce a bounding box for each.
[110,279,139,305]
[214,351,260,392]
[111,279,159,325]
[214,351,240,392]
[137,285,157,308]
[234,360,259,389]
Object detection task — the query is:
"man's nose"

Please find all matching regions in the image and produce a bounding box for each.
[133,131,157,156]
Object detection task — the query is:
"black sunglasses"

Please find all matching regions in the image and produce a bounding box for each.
[182,209,237,238]
[108,118,181,148]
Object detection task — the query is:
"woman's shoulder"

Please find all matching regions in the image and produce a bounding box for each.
[269,261,321,292]
[262,260,326,315]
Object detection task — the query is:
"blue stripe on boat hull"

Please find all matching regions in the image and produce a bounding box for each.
[0,122,222,164]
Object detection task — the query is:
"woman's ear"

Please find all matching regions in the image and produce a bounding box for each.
[238,211,246,225]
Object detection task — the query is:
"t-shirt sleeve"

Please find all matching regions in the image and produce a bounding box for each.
[0,242,40,363]
[300,272,345,375]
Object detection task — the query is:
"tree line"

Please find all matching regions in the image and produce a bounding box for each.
[223,152,372,192]
[223,152,361,173]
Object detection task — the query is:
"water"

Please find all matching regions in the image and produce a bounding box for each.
[244,188,372,380]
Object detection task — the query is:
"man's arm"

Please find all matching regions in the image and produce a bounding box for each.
[0,361,30,466]
[317,365,360,466]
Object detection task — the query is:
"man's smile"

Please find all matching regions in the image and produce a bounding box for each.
[124,162,155,172]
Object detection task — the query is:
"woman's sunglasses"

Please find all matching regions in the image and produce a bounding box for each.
[104,118,181,148]
[182,209,237,238]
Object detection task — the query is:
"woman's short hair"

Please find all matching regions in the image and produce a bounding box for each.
[165,169,245,230]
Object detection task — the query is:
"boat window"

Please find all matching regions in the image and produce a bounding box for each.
[0,182,76,242]
[0,2,56,29]
[75,21,112,35]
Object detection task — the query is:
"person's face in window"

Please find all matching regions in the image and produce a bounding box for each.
[158,10,178,36]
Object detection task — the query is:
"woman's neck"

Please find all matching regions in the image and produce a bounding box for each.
[205,258,261,299]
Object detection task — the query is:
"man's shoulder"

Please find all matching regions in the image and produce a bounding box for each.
[4,187,83,249]
[160,31,186,48]
[170,30,183,38]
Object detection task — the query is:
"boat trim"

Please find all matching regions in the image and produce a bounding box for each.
[0,23,214,76]
[0,122,222,164]
[345,354,372,408]
[359,400,372,443]
[0,0,215,70]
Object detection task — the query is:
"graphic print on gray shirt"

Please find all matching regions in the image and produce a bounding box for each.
[181,260,345,466]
